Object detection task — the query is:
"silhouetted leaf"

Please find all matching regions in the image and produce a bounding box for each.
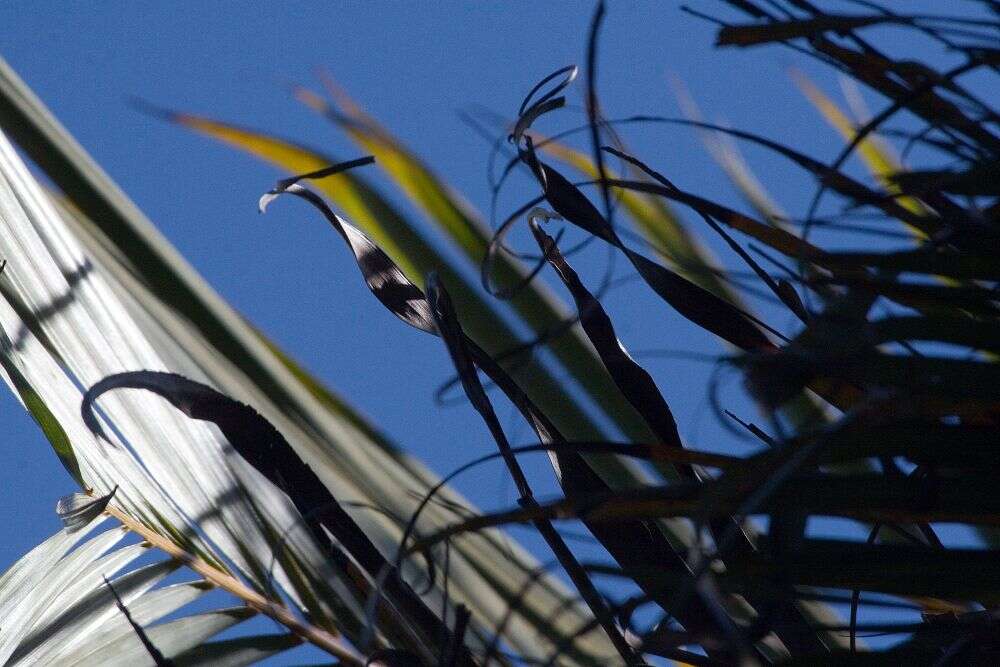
[529,222,683,455]
[889,162,1000,196]
[822,248,1000,281]
[260,174,438,334]
[415,472,1000,552]
[726,539,1000,600]
[717,15,893,47]
[814,422,1000,470]
[425,274,638,662]
[868,315,1000,353]
[599,146,812,319]
[538,136,739,303]
[522,151,775,351]
[81,370,472,665]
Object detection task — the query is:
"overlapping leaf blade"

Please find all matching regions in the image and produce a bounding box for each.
[167,108,657,448]
[0,112,350,651]
[0,516,288,666]
[0,57,618,663]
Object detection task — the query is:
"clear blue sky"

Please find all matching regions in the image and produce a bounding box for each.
[0,1,983,663]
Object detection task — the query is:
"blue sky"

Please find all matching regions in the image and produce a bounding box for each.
[0,1,984,663]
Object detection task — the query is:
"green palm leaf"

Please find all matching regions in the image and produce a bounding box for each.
[0,57,617,663]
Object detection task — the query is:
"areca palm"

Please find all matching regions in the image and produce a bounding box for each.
[0,58,610,664]
[2,1,998,664]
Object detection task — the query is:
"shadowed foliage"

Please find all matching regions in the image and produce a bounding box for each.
[0,1,998,665]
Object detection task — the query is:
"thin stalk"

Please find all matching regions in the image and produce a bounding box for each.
[104,505,364,665]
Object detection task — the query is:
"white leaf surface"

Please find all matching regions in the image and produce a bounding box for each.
[0,56,613,662]
[0,124,345,629]
[0,518,296,667]
[0,522,126,663]
[13,558,178,665]
[78,608,256,667]
[65,580,214,666]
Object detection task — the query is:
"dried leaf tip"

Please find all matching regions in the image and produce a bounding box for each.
[527,206,562,224]
[260,157,375,213]
[258,188,289,214]
[56,485,118,533]
[511,65,579,144]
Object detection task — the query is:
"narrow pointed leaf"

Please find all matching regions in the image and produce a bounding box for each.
[172,104,665,450]
[68,581,214,667]
[0,59,621,663]
[83,608,257,667]
[524,151,774,351]
[425,273,639,663]
[530,223,682,454]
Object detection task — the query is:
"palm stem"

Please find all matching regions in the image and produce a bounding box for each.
[104,504,363,665]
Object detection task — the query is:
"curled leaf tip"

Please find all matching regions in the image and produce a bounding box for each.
[259,183,309,214]
[261,158,376,213]
[511,65,579,144]
[527,207,562,223]
[56,485,118,533]
[258,190,282,214]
